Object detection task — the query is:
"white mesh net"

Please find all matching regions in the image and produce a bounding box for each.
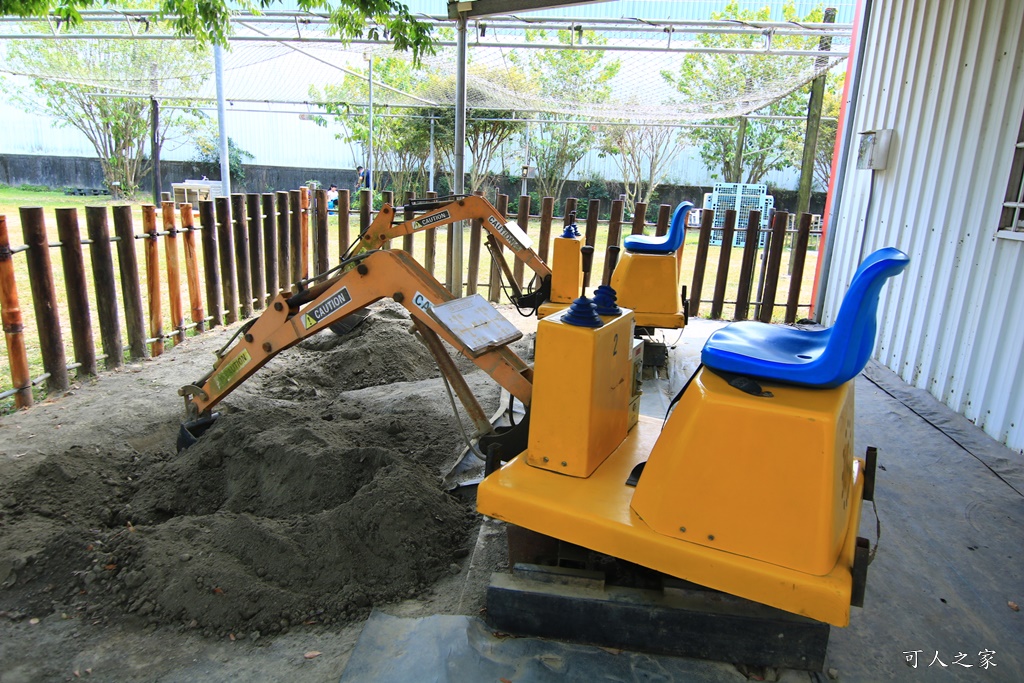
[0,11,849,123]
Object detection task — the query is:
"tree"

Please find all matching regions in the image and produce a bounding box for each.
[663,1,826,184]
[420,66,528,194]
[599,122,678,217]
[313,56,433,199]
[192,132,254,184]
[514,29,620,206]
[0,0,435,62]
[3,26,209,196]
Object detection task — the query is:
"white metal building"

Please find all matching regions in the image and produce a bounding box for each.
[820,0,1024,451]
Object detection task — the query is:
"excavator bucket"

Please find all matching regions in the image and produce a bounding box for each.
[177,412,219,452]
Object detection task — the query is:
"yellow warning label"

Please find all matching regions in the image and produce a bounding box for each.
[211,349,252,394]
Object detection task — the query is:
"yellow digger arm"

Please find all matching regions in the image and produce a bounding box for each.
[179,249,533,421]
[351,195,552,282]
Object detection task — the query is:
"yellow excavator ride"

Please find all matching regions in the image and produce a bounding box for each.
[177,195,908,633]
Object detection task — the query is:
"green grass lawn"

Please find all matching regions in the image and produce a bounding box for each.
[0,185,818,411]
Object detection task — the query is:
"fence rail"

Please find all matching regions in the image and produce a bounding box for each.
[0,186,819,411]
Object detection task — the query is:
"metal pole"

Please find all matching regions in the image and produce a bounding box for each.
[367,53,374,195]
[428,115,436,193]
[214,44,232,196]
[521,119,530,197]
[813,0,873,321]
[796,7,837,216]
[452,14,468,297]
[151,97,161,204]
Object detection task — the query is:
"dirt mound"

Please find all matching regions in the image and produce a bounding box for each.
[0,302,512,636]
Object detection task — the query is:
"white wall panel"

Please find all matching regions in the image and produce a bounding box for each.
[824,0,1024,451]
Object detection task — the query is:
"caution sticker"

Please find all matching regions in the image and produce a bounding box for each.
[412,291,433,314]
[211,349,252,394]
[302,287,353,329]
[415,210,451,229]
[488,216,533,252]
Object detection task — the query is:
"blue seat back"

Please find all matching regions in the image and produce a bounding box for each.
[623,201,693,255]
[823,247,910,383]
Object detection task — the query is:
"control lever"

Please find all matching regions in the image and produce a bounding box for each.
[602,245,621,287]
[579,245,595,299]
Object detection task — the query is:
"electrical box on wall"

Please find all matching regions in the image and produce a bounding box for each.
[857,129,893,170]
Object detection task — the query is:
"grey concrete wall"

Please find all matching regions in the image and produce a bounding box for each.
[0,153,825,216]
[0,154,360,197]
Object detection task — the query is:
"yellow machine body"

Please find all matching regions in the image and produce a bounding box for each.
[609,252,686,329]
[630,370,856,576]
[549,236,584,304]
[478,318,865,627]
[526,308,635,478]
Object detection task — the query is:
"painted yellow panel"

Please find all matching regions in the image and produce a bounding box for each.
[549,236,584,303]
[528,308,634,478]
[631,369,855,576]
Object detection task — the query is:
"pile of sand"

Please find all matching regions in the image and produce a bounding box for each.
[0,302,528,637]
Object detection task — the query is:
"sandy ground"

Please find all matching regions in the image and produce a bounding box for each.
[0,302,535,682]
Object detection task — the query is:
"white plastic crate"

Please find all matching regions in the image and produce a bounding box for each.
[703,183,772,248]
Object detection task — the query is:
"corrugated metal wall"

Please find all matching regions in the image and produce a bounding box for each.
[823,0,1024,452]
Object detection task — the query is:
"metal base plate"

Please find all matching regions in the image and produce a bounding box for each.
[487,563,830,671]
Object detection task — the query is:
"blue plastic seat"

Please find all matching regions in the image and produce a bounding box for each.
[623,201,694,255]
[701,247,910,388]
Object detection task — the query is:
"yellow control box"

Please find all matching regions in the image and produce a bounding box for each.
[549,236,583,303]
[527,307,634,478]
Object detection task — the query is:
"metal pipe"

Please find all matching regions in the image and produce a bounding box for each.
[0,34,849,57]
[214,43,232,196]
[366,53,374,195]
[452,13,467,298]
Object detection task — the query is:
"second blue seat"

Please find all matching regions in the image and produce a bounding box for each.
[700,247,910,389]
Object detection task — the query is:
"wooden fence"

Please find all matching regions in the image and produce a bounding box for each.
[0,186,819,409]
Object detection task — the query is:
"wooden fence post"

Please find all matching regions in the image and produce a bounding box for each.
[656,204,671,237]
[262,193,277,303]
[289,190,302,288]
[215,197,238,324]
[467,189,483,295]
[563,197,578,227]
[21,207,69,391]
[231,194,253,319]
[300,186,310,280]
[198,200,222,328]
[631,203,647,235]
[380,190,394,252]
[403,191,416,255]
[758,211,789,323]
[247,193,265,311]
[488,194,508,302]
[337,189,350,262]
[277,191,291,292]
[688,208,715,317]
[734,210,762,321]
[607,199,624,250]
[582,199,600,290]
[142,205,164,357]
[161,201,184,343]
[538,196,554,263]
[112,206,148,359]
[315,188,329,275]
[512,195,531,288]
[423,190,438,278]
[180,204,205,333]
[785,213,813,323]
[710,209,737,320]
[85,206,123,368]
[0,216,33,407]
[55,208,97,377]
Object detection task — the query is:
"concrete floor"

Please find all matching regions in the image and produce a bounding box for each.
[344,319,1024,682]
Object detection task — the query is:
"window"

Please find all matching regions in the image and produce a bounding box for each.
[999,109,1024,237]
